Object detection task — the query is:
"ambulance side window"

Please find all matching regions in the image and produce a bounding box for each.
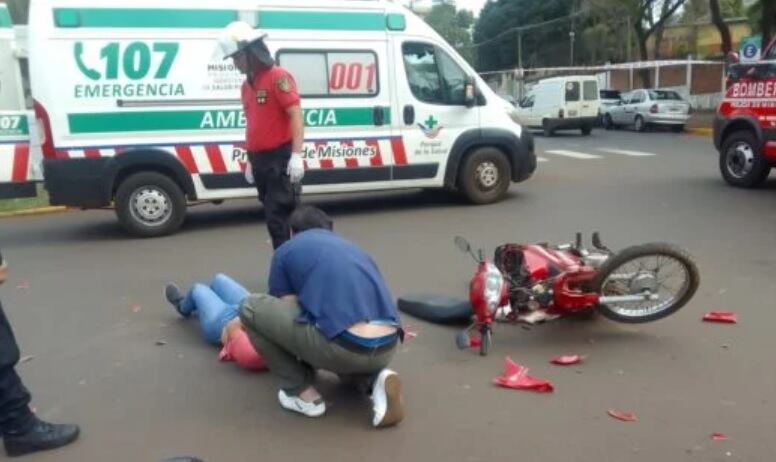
[402,42,467,105]
[277,50,379,98]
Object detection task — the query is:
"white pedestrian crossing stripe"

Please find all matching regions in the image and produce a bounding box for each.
[597,148,657,157]
[537,156,549,162]
[545,149,602,160]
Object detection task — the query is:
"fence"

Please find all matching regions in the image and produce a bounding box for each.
[480,59,727,111]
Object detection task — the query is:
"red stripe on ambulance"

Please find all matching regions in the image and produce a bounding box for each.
[205,144,227,173]
[175,146,199,174]
[367,139,383,167]
[391,138,407,165]
[84,149,101,159]
[11,144,30,182]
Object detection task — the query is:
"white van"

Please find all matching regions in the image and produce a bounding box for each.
[23,0,536,237]
[514,75,600,136]
[0,3,41,200]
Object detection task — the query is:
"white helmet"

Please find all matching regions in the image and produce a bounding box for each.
[218,21,267,60]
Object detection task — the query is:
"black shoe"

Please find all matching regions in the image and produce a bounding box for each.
[3,418,80,457]
[165,283,188,317]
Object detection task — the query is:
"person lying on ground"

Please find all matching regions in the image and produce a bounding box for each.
[236,205,406,428]
[164,274,266,371]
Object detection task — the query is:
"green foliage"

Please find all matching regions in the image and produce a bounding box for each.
[423,4,477,65]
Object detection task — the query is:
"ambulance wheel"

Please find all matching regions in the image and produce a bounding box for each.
[720,130,771,188]
[459,147,511,205]
[115,172,186,237]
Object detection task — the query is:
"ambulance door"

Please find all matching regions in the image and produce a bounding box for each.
[274,37,394,193]
[391,39,480,187]
[0,9,41,199]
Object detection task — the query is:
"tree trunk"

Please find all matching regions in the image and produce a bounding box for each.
[637,27,652,88]
[762,0,776,50]
[709,0,732,55]
[653,0,674,60]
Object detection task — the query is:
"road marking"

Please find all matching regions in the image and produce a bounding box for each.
[597,148,657,157]
[537,156,549,162]
[544,149,602,160]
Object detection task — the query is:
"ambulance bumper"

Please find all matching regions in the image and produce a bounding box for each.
[43,158,112,208]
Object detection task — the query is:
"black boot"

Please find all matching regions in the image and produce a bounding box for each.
[165,283,189,317]
[3,418,80,457]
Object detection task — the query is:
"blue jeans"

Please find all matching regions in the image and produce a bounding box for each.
[179,274,250,345]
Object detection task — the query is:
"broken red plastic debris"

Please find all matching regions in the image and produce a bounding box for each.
[711,433,729,441]
[404,329,418,340]
[493,357,554,393]
[703,312,738,324]
[131,305,142,313]
[551,355,582,365]
[607,409,637,422]
[469,337,482,348]
[15,282,29,290]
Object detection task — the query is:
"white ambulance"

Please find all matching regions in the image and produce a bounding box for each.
[0,4,41,200]
[24,0,536,236]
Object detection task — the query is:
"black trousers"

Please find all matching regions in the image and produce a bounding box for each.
[248,143,301,250]
[0,300,34,435]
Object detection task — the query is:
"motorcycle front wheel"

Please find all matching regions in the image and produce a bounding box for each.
[592,243,700,323]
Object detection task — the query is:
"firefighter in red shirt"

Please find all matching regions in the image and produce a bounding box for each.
[219,22,305,249]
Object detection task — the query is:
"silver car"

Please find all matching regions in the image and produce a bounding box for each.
[603,89,690,132]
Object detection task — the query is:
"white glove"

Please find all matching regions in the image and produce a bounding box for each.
[287,153,305,184]
[244,161,254,185]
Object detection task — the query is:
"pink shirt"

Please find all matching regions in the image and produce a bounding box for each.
[219,330,267,371]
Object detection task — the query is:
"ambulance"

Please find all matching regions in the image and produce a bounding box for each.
[21,0,535,237]
[0,4,41,200]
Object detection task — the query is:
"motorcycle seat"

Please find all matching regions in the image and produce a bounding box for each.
[397,294,473,325]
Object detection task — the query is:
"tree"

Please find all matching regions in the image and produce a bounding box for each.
[710,0,733,55]
[631,0,688,86]
[424,4,476,64]
[5,0,29,23]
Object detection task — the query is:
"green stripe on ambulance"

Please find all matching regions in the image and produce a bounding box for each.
[67,108,391,134]
[54,8,404,31]
[0,4,12,28]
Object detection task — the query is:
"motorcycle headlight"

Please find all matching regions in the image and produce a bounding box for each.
[484,265,505,312]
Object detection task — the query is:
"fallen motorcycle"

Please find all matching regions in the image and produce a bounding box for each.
[398,233,700,356]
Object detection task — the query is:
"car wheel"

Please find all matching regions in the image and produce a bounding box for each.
[115,171,187,237]
[672,125,685,133]
[458,147,511,205]
[719,130,771,188]
[634,115,646,132]
[542,119,554,137]
[603,114,614,130]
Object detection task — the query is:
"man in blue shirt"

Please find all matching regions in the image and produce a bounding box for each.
[239,206,405,427]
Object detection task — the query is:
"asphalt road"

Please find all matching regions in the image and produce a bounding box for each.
[1,129,775,462]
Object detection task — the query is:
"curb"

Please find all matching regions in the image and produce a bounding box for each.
[687,127,713,136]
[0,206,69,219]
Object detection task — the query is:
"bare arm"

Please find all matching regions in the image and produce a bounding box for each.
[286,105,304,154]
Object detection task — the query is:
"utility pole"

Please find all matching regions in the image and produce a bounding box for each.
[569,0,576,66]
[517,29,523,70]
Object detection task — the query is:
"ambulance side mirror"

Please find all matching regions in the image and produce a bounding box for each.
[464,78,476,108]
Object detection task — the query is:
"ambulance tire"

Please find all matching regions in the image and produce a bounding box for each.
[458,147,511,205]
[719,130,771,188]
[115,172,187,238]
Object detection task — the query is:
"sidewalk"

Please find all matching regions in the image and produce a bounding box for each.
[686,111,715,136]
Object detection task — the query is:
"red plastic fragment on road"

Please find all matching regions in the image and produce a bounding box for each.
[703,312,738,324]
[551,355,582,365]
[493,357,554,393]
[712,433,729,441]
[16,282,29,290]
[607,409,637,422]
[131,305,142,313]
[469,337,482,348]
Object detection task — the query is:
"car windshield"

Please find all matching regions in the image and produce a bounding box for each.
[600,90,620,99]
[648,90,682,101]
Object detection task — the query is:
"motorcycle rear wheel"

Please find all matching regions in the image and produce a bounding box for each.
[592,243,699,323]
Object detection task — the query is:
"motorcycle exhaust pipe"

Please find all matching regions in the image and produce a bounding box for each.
[599,293,660,303]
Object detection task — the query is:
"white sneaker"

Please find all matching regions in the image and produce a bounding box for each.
[371,369,404,428]
[277,390,326,418]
